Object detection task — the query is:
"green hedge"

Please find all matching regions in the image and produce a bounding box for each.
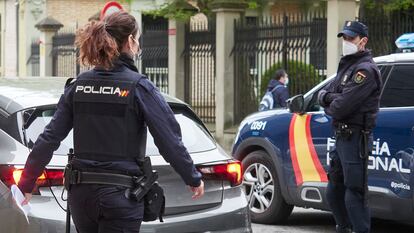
[260,61,323,97]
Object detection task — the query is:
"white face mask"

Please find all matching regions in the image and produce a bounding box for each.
[129,35,140,58]
[284,77,289,86]
[342,40,359,56]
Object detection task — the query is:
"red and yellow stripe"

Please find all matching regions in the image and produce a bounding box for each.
[289,114,328,185]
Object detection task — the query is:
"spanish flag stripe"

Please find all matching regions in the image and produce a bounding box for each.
[305,116,328,182]
[289,114,327,185]
[289,114,303,185]
[293,115,321,183]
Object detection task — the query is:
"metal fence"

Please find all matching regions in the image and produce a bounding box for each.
[233,12,327,123]
[52,30,78,78]
[50,23,168,92]
[359,9,414,57]
[28,41,40,76]
[184,19,216,123]
[136,21,169,93]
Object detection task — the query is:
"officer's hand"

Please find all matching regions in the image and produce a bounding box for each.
[327,92,341,104]
[317,90,328,107]
[190,180,204,199]
[21,193,32,206]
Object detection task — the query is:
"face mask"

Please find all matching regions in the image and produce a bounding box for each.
[129,36,140,58]
[284,77,289,86]
[342,40,359,56]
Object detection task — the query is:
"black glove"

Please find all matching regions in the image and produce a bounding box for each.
[318,90,338,107]
[317,90,329,107]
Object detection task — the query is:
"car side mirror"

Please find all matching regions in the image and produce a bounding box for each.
[287,94,305,114]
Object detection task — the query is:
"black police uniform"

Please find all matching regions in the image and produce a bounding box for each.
[18,54,202,233]
[318,22,382,233]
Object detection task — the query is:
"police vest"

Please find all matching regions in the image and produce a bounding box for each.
[72,77,146,162]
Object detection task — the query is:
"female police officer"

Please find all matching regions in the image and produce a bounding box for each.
[17,11,204,233]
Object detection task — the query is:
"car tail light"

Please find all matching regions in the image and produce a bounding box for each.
[198,161,242,187]
[0,165,64,192]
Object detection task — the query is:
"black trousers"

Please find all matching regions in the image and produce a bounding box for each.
[326,130,371,233]
[69,184,144,233]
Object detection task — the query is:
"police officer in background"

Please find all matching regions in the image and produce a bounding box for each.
[17,11,204,233]
[318,21,382,233]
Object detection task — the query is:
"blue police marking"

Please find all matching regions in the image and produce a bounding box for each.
[391,181,411,191]
[326,138,410,174]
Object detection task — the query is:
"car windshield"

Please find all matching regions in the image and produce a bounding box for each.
[23,109,216,156]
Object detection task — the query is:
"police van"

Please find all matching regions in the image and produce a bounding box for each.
[232,35,414,224]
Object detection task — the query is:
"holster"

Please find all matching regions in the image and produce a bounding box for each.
[130,156,165,222]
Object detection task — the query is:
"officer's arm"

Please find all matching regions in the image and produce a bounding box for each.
[325,69,378,120]
[18,83,75,194]
[318,77,341,107]
[135,79,202,187]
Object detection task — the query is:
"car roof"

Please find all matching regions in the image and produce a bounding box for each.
[0,76,185,115]
[374,52,414,64]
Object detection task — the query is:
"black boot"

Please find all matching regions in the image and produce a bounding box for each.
[336,225,352,233]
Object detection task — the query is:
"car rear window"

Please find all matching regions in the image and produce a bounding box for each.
[146,113,216,155]
[22,109,216,156]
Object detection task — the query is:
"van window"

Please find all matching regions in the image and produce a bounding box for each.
[380,65,414,107]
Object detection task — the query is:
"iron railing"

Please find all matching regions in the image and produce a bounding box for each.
[52,30,78,78]
[233,12,327,123]
[184,19,216,123]
[51,23,169,93]
[137,22,169,93]
[28,41,40,76]
[359,9,414,57]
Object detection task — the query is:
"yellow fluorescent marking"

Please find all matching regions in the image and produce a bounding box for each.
[293,115,321,182]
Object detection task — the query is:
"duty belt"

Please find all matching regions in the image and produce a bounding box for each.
[65,169,138,188]
[334,123,364,140]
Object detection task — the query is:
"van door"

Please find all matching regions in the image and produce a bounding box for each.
[369,64,414,218]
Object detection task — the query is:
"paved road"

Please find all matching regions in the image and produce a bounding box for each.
[252,207,414,233]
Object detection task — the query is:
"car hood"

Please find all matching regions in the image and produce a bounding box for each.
[240,108,289,126]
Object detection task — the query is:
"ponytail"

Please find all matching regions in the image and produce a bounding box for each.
[75,20,119,70]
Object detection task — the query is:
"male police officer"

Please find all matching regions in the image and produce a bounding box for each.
[318,21,382,233]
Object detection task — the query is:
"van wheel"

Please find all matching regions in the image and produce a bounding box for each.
[242,150,293,224]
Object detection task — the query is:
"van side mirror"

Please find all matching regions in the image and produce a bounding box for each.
[287,95,305,114]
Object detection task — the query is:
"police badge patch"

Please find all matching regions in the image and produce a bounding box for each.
[354,71,366,84]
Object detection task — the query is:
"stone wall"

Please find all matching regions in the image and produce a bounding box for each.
[46,0,130,30]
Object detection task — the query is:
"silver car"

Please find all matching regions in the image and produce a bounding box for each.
[0,77,252,233]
